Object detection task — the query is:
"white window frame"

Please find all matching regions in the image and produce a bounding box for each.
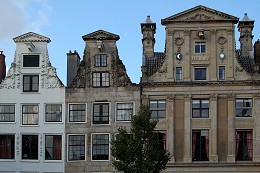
[45,103,63,123]
[0,104,15,123]
[22,54,40,68]
[91,133,110,161]
[92,102,111,125]
[115,102,134,122]
[68,103,87,123]
[21,133,39,161]
[44,134,63,161]
[21,104,39,125]
[67,134,86,162]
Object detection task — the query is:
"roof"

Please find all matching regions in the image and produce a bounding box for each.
[146,52,165,76]
[82,29,120,41]
[13,32,51,43]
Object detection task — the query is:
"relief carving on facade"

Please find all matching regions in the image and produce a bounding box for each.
[167,94,175,102]
[227,93,235,101]
[210,29,217,35]
[227,29,234,35]
[210,94,218,101]
[167,30,174,36]
[217,36,227,45]
[187,13,212,20]
[16,134,19,156]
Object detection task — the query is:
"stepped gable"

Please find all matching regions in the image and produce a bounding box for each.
[146,52,165,76]
[82,29,120,41]
[13,32,51,43]
[161,5,239,24]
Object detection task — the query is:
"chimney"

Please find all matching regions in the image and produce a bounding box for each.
[67,50,80,86]
[0,51,6,83]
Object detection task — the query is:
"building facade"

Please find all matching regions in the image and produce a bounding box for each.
[0,32,65,173]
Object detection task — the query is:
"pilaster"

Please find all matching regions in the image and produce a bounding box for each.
[227,93,235,162]
[167,94,175,162]
[209,94,218,162]
[184,30,191,81]
[210,29,217,81]
[183,94,192,162]
[167,30,174,80]
[254,93,260,161]
[227,29,235,80]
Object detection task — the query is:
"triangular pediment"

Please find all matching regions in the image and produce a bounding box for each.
[13,32,51,43]
[82,29,120,41]
[161,5,239,25]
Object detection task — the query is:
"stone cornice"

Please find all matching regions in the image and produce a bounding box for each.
[82,29,120,41]
[13,32,51,43]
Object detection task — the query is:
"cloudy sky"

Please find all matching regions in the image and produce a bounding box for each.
[1,0,260,84]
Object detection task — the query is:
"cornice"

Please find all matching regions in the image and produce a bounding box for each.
[13,32,51,43]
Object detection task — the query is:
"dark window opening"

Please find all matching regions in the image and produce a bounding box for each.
[22,135,38,160]
[45,135,62,160]
[192,130,209,161]
[23,75,39,92]
[23,55,40,67]
[0,135,15,159]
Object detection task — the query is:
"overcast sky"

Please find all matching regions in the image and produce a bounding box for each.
[1,0,260,84]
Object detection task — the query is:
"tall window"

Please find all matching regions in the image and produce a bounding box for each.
[218,66,225,80]
[235,98,252,117]
[22,135,38,160]
[23,55,39,67]
[154,131,166,151]
[0,135,15,159]
[149,100,166,118]
[68,135,85,161]
[195,42,206,53]
[45,104,62,122]
[92,134,109,160]
[23,75,39,92]
[192,99,209,118]
[68,104,86,122]
[192,130,209,161]
[45,135,62,160]
[94,54,107,67]
[116,102,133,121]
[176,67,182,81]
[236,130,253,161]
[22,105,39,125]
[92,72,110,87]
[0,105,15,122]
[93,103,109,124]
[194,67,206,80]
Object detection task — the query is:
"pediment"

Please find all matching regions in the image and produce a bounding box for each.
[82,29,120,41]
[161,5,239,25]
[13,32,51,43]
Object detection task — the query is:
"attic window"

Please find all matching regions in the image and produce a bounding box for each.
[23,55,39,67]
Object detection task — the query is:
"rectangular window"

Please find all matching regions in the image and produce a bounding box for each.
[45,104,62,122]
[45,135,62,160]
[0,135,15,159]
[149,100,166,118]
[68,135,85,161]
[194,67,206,80]
[92,72,110,87]
[69,104,86,122]
[22,135,38,160]
[93,103,109,124]
[192,130,209,161]
[23,75,39,92]
[0,105,15,122]
[235,98,252,117]
[218,66,225,80]
[94,54,107,67]
[192,99,209,118]
[116,102,133,121]
[22,105,39,125]
[154,131,166,151]
[236,130,253,161]
[195,42,206,53]
[176,67,182,81]
[92,134,109,160]
[23,55,40,67]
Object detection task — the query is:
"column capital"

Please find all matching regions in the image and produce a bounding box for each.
[184,94,191,100]
[167,94,175,102]
[227,93,235,101]
[210,94,218,101]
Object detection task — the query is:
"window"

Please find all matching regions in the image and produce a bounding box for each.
[0,105,15,122]
[46,104,62,122]
[176,67,182,81]
[45,135,62,160]
[154,131,166,150]
[0,135,15,159]
[194,67,206,80]
[23,55,39,67]
[68,104,86,122]
[92,134,109,160]
[235,99,252,117]
[116,102,133,121]
[94,54,107,67]
[192,130,209,161]
[23,75,39,92]
[236,130,253,161]
[92,72,110,87]
[22,105,39,125]
[68,135,85,161]
[22,135,38,160]
[192,99,209,118]
[93,103,109,124]
[195,42,206,53]
[149,100,166,118]
[218,66,225,80]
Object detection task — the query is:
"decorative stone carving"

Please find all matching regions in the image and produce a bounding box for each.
[184,30,190,36]
[210,29,217,35]
[227,93,235,101]
[167,94,175,101]
[217,36,227,45]
[167,30,174,36]
[210,94,218,101]
[187,13,212,20]
[227,29,234,35]
[174,37,184,46]
[40,135,43,157]
[16,134,19,156]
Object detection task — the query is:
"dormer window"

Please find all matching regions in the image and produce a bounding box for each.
[23,55,39,67]
[94,54,107,67]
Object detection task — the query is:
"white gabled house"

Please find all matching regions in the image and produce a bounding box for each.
[0,32,65,173]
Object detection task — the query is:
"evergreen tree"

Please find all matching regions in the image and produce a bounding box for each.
[111,104,171,173]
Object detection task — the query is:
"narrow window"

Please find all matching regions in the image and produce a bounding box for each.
[194,67,206,80]
[22,105,39,125]
[149,100,166,118]
[68,135,85,161]
[92,134,109,160]
[22,135,38,160]
[45,104,62,122]
[92,72,110,87]
[154,131,167,151]
[176,67,182,81]
[116,102,133,121]
[0,105,15,122]
[236,130,253,161]
[93,103,109,124]
[0,135,15,159]
[192,99,209,118]
[218,66,225,80]
[94,54,107,67]
[69,104,85,122]
[235,98,252,117]
[23,55,39,67]
[192,130,209,161]
[45,135,62,160]
[23,75,39,92]
[195,42,206,53]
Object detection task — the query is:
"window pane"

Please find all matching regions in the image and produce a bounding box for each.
[23,55,40,67]
[22,105,39,125]
[22,135,38,160]
[0,135,15,159]
[68,135,85,161]
[69,104,85,122]
[92,134,109,160]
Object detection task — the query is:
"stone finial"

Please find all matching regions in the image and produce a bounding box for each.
[145,15,153,23]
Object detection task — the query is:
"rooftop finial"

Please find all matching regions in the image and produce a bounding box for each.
[145,15,153,23]
[0,51,3,55]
